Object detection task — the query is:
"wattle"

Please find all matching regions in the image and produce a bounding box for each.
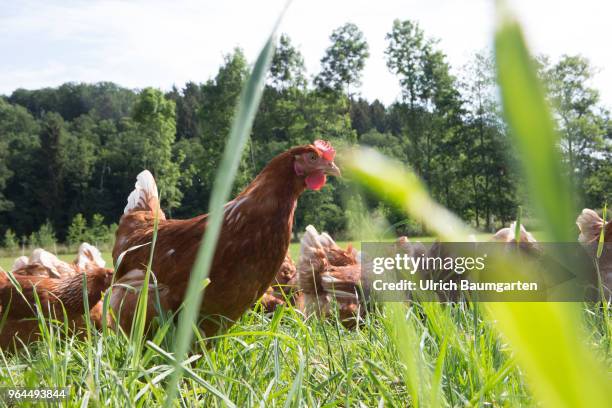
[305,172,326,191]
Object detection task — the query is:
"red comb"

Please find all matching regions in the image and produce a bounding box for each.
[314,140,335,161]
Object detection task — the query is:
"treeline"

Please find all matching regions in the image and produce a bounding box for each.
[0,20,610,246]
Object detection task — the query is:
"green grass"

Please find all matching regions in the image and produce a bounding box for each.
[0,233,496,271]
[0,287,609,406]
[0,252,113,272]
[1,1,611,406]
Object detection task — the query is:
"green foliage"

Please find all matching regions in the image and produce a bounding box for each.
[89,213,109,244]
[460,52,520,229]
[344,3,612,407]
[67,213,114,248]
[132,88,183,211]
[67,213,87,246]
[269,34,306,89]
[0,139,12,212]
[541,54,610,207]
[2,228,18,251]
[164,19,280,406]
[30,220,57,249]
[315,23,370,94]
[0,21,609,242]
[385,19,432,108]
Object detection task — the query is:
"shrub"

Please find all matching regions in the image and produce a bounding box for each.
[89,213,109,245]
[107,222,118,243]
[28,232,37,248]
[35,220,57,249]
[67,213,87,247]
[3,229,18,252]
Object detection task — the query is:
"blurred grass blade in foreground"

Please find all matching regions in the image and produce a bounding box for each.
[495,0,574,243]
[346,144,611,408]
[492,3,610,407]
[345,6,612,400]
[345,147,473,242]
[163,6,287,406]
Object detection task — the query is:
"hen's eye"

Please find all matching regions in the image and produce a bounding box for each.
[308,153,318,162]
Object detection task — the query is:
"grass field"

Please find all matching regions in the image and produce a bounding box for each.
[0,233,497,272]
[7,233,602,406]
[0,257,608,406]
[1,3,611,405]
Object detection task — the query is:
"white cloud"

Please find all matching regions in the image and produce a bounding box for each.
[0,0,610,107]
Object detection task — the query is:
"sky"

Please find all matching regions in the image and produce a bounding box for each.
[1,0,610,107]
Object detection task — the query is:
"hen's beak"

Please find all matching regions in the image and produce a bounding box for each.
[324,161,341,177]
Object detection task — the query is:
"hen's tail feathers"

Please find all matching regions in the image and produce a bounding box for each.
[76,243,106,270]
[124,170,166,219]
[317,232,337,249]
[491,222,537,243]
[11,256,28,272]
[576,208,605,243]
[297,225,328,304]
[28,249,62,278]
[509,221,538,243]
[109,268,171,332]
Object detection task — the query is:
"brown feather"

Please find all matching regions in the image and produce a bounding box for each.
[0,265,113,348]
[110,143,339,336]
[296,225,363,328]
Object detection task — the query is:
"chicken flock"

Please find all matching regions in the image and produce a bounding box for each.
[0,140,610,347]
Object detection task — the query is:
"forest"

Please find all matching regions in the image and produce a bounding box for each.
[1,20,610,248]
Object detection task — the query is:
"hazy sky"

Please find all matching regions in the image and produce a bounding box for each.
[1,0,610,106]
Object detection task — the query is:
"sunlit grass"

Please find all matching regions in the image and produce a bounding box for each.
[0,233,498,271]
[342,1,612,407]
[0,301,538,406]
[1,1,610,407]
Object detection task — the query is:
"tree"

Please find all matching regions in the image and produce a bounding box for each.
[34,220,57,249]
[9,82,136,121]
[196,50,250,205]
[131,88,183,212]
[3,229,18,252]
[385,20,429,109]
[0,139,12,212]
[0,98,40,235]
[67,213,87,246]
[385,19,465,196]
[543,55,608,199]
[89,213,109,245]
[167,82,204,140]
[269,34,306,90]
[36,113,68,227]
[315,23,369,95]
[458,52,520,228]
[350,98,390,135]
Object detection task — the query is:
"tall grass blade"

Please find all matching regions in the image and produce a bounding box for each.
[385,303,429,408]
[345,148,473,242]
[163,6,286,405]
[494,0,575,242]
[345,118,611,408]
[488,2,611,407]
[129,207,160,369]
[597,203,606,258]
[514,205,522,245]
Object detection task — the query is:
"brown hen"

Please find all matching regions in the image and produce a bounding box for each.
[576,208,611,296]
[296,225,363,328]
[0,245,112,348]
[109,141,340,335]
[259,253,302,313]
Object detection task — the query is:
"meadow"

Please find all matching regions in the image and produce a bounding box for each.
[0,2,611,407]
[0,233,500,271]
[0,248,608,406]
